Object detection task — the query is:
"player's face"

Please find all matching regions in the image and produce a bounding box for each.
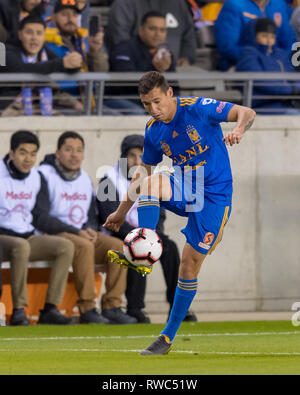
[140,87,176,122]
[18,23,45,56]
[56,138,84,171]
[127,147,143,170]
[9,143,38,174]
[138,17,167,49]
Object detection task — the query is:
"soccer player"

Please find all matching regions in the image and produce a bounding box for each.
[104,71,256,355]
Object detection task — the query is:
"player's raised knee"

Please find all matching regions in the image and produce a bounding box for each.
[140,174,160,195]
[141,173,171,200]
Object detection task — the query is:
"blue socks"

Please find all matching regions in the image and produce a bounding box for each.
[137,195,160,230]
[137,195,198,343]
[161,278,198,342]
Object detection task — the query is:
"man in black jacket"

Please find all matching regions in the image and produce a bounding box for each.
[37,131,136,325]
[97,134,197,323]
[106,0,196,66]
[0,14,83,115]
[110,11,176,73]
[108,11,176,115]
[0,130,75,326]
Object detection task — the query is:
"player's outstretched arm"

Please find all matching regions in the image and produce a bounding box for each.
[223,104,256,146]
[103,162,152,232]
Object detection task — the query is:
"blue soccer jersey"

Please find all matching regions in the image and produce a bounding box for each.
[141,96,234,205]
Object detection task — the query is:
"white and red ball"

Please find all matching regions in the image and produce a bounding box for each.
[123,228,163,269]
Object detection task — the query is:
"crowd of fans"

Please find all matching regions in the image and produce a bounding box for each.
[0,0,299,114]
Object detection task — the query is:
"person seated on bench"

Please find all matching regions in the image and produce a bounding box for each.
[0,130,75,326]
[36,131,136,325]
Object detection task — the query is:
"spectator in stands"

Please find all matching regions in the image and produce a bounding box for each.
[108,11,175,116]
[45,0,147,114]
[37,131,137,324]
[44,0,91,30]
[45,0,108,97]
[291,5,300,41]
[186,0,223,30]
[0,0,45,43]
[106,0,197,66]
[236,18,300,114]
[215,0,296,71]
[97,134,197,323]
[0,130,75,326]
[110,11,176,73]
[0,14,83,116]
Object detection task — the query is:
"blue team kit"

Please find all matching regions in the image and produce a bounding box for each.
[141,97,234,255]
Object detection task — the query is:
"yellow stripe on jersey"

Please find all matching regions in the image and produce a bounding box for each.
[208,206,230,255]
[179,98,199,106]
[179,97,199,101]
[179,97,199,103]
[180,103,198,107]
[146,118,156,130]
[179,97,199,100]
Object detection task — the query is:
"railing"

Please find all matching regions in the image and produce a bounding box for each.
[0,72,300,115]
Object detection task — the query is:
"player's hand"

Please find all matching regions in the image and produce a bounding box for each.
[103,211,125,233]
[223,126,244,146]
[63,52,83,69]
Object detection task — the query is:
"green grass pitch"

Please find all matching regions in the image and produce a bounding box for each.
[0,320,299,375]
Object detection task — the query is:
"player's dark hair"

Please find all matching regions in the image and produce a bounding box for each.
[18,14,46,31]
[138,71,170,96]
[141,11,166,25]
[10,130,40,152]
[57,131,85,150]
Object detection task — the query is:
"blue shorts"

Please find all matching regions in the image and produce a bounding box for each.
[160,170,231,255]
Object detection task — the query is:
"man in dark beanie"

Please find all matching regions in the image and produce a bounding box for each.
[236,17,300,114]
[120,134,145,160]
[254,17,277,52]
[97,134,197,323]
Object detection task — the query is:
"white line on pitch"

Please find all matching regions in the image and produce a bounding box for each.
[0,331,299,342]
[0,349,299,356]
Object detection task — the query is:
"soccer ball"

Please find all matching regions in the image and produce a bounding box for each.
[123,228,163,269]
